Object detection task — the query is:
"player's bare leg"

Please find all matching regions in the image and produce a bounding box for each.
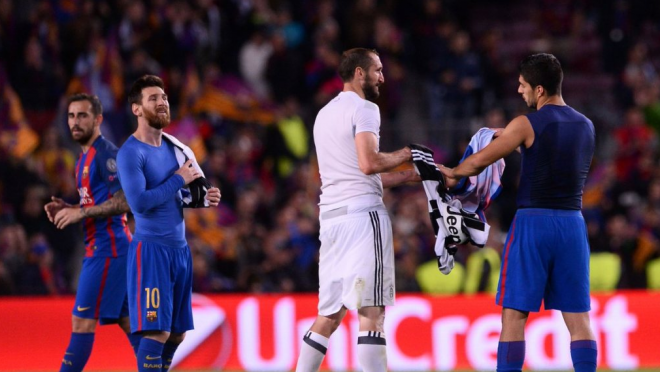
[356,306,387,372]
[497,307,529,372]
[71,315,97,333]
[60,316,97,372]
[500,307,528,341]
[295,307,347,372]
[562,312,597,372]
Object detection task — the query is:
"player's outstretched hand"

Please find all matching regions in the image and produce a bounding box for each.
[44,196,71,223]
[438,164,460,189]
[53,207,84,229]
[175,159,202,185]
[205,187,221,207]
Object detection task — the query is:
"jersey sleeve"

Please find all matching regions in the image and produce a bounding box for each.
[117,144,185,214]
[96,147,122,195]
[353,101,381,136]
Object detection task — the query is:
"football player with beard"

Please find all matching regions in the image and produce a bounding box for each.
[45,93,141,372]
[116,75,220,372]
[295,48,420,372]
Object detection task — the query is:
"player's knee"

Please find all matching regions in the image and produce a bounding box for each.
[357,306,386,331]
[562,312,593,339]
[143,330,171,343]
[312,315,343,336]
[168,332,186,344]
[71,316,97,333]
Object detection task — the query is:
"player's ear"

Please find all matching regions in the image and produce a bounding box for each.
[131,103,141,117]
[536,85,544,98]
[355,66,364,80]
[95,114,104,127]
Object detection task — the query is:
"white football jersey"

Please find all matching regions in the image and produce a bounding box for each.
[314,91,383,208]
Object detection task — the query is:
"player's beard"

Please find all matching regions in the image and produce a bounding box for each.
[144,107,171,129]
[70,125,94,145]
[362,75,380,103]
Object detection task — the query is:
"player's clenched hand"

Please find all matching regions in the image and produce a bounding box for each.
[175,159,202,185]
[205,187,221,207]
[53,207,84,229]
[44,196,71,223]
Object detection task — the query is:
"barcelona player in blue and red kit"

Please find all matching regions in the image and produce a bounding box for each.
[45,94,141,372]
[440,54,597,372]
[117,75,221,372]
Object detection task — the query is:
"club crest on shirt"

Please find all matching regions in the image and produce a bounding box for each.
[106,158,117,172]
[82,166,89,178]
[147,311,157,322]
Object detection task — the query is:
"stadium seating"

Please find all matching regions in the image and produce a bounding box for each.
[416,260,465,295]
[464,247,501,295]
[589,252,621,292]
[646,258,660,290]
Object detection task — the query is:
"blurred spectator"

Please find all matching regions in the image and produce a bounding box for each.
[32,126,77,198]
[263,97,309,185]
[239,27,273,100]
[118,1,150,57]
[12,36,64,132]
[438,30,483,122]
[1,0,660,295]
[265,30,305,103]
[274,6,304,49]
[613,107,657,187]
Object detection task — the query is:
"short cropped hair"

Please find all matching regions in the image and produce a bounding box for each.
[519,53,563,96]
[338,48,379,82]
[67,93,103,116]
[127,75,165,106]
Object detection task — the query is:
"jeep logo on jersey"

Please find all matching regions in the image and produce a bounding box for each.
[444,206,467,244]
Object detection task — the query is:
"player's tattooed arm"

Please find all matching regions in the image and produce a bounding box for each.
[53,190,130,229]
[80,190,131,219]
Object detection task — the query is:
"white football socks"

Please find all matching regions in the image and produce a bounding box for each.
[357,331,387,372]
[295,331,329,372]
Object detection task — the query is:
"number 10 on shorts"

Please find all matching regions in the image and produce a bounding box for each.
[145,287,160,309]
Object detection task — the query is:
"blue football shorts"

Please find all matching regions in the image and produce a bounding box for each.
[73,255,129,325]
[496,208,591,313]
[127,240,194,333]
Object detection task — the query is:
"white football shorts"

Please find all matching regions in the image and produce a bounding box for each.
[317,209,395,316]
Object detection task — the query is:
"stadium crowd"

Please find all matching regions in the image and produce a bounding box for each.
[1,0,660,295]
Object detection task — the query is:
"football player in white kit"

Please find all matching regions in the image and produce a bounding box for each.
[295,48,420,372]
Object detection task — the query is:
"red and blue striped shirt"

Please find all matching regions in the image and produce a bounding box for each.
[75,136,132,257]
